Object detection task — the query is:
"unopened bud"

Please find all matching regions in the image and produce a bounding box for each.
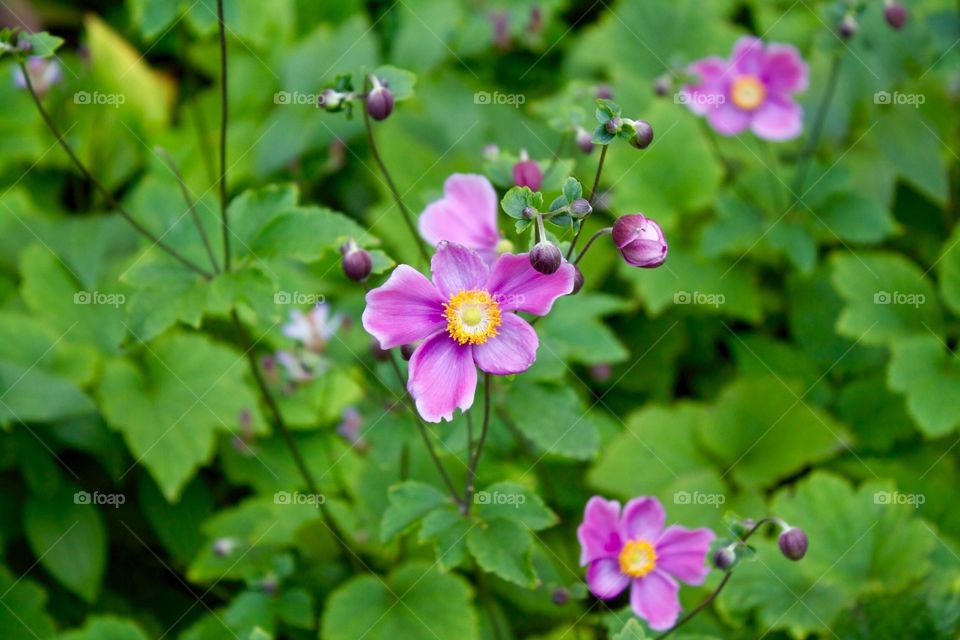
[596,85,613,100]
[400,343,416,361]
[319,88,345,111]
[778,527,808,561]
[366,76,394,121]
[713,546,736,570]
[653,75,672,97]
[574,126,594,154]
[551,587,570,605]
[628,120,654,149]
[884,1,907,29]
[604,116,621,135]
[522,206,538,219]
[838,14,857,40]
[569,198,592,217]
[529,241,562,274]
[340,239,372,282]
[571,264,585,294]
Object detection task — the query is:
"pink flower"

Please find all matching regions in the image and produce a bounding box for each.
[578,496,715,631]
[419,174,501,264]
[681,36,808,141]
[612,214,668,268]
[362,242,574,422]
[512,159,543,191]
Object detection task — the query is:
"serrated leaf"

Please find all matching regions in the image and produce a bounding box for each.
[562,177,583,202]
[503,380,599,460]
[467,519,536,587]
[59,616,150,640]
[888,335,960,437]
[373,65,416,101]
[381,481,449,542]
[500,186,543,220]
[473,481,557,531]
[21,32,64,58]
[418,508,470,571]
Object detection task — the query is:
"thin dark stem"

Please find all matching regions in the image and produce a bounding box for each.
[19,61,213,279]
[463,373,491,514]
[216,0,231,270]
[362,78,430,264]
[573,226,612,265]
[566,144,607,260]
[386,353,463,505]
[155,148,221,275]
[791,51,841,205]
[230,311,362,571]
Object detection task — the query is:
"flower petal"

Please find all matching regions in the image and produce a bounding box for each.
[587,558,630,599]
[683,57,729,116]
[407,331,477,422]
[485,253,574,315]
[578,497,624,565]
[655,525,716,585]
[621,497,665,542]
[761,44,809,94]
[630,570,681,632]
[750,94,803,141]
[472,312,538,375]
[418,174,499,260]
[362,265,444,349]
[731,36,765,75]
[707,101,751,136]
[431,241,490,298]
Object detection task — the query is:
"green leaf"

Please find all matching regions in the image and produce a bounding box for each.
[0,362,94,425]
[874,108,949,205]
[591,124,616,145]
[373,65,416,101]
[21,32,64,58]
[98,333,265,501]
[381,481,449,542]
[814,192,896,244]
[322,562,479,640]
[594,98,621,123]
[250,206,371,262]
[23,485,107,603]
[611,619,647,640]
[0,565,56,640]
[831,252,943,346]
[500,187,543,220]
[937,225,960,317]
[503,380,599,460]
[534,293,630,371]
[418,508,471,571]
[59,616,150,640]
[467,518,536,587]
[473,481,557,531]
[888,335,960,437]
[562,177,583,202]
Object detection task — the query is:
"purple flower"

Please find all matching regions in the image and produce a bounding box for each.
[682,36,808,141]
[612,214,668,268]
[419,174,501,265]
[578,496,715,631]
[362,242,574,422]
[512,158,543,191]
[13,57,62,97]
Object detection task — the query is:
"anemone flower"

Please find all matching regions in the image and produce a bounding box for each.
[418,174,501,264]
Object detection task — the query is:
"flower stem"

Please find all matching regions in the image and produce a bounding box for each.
[155,147,221,275]
[361,80,431,265]
[573,226,612,265]
[230,311,363,571]
[566,144,608,260]
[386,353,464,506]
[19,61,213,279]
[463,373,491,515]
[216,0,231,270]
[790,51,842,205]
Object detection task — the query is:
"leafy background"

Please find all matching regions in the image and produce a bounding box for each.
[0,0,959,638]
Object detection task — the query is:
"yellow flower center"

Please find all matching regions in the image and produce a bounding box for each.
[730,75,766,111]
[443,289,502,345]
[619,539,657,578]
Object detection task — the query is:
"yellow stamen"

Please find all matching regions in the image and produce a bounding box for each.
[619,539,657,578]
[730,76,766,111]
[443,289,502,345]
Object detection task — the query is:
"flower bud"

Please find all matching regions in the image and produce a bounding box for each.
[529,241,562,274]
[365,76,394,121]
[513,159,543,191]
[400,343,416,361]
[604,116,621,135]
[551,587,570,605]
[778,527,808,561]
[574,126,594,154]
[884,1,907,29]
[612,214,667,268]
[260,574,279,595]
[713,546,736,571]
[628,120,654,149]
[319,88,345,111]
[213,537,238,557]
[569,198,592,217]
[522,206,538,219]
[653,74,672,97]
[571,264,585,294]
[838,14,857,40]
[340,239,372,282]
[596,85,613,100]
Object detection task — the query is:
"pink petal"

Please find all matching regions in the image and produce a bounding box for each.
[707,101,752,136]
[750,94,803,141]
[621,497,665,542]
[761,43,808,94]
[362,265,444,349]
[485,253,574,315]
[630,570,681,632]
[730,36,765,75]
[407,331,477,422]
[587,558,630,599]
[472,312,538,375]
[418,174,499,260]
[431,241,489,298]
[655,526,715,586]
[579,497,624,565]
[684,57,729,116]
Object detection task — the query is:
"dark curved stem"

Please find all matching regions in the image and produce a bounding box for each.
[463,373,491,514]
[362,79,430,264]
[19,61,213,279]
[566,144,607,259]
[155,148,221,275]
[790,51,841,205]
[216,0,231,270]
[573,226,612,265]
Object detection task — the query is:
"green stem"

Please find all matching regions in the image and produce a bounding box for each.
[790,51,842,205]
[566,144,607,260]
[573,226,612,265]
[217,0,231,270]
[155,147,221,275]
[463,373,491,515]
[19,61,213,279]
